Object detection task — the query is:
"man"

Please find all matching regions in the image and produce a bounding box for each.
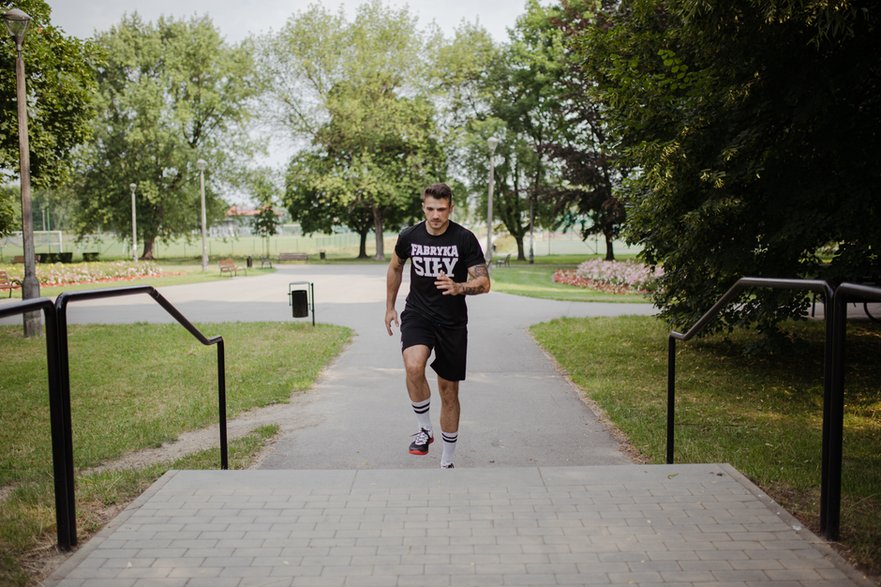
[385,182,490,469]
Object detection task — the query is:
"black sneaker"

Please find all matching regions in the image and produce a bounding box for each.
[441,463,454,469]
[409,428,433,455]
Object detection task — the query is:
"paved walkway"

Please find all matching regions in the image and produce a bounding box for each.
[46,465,870,587]
[3,265,871,586]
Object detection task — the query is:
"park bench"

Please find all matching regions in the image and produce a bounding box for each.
[278,252,309,262]
[494,253,511,268]
[0,270,22,298]
[11,254,40,264]
[219,258,240,277]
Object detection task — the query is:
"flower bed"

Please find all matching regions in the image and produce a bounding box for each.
[4,261,163,287]
[554,259,662,294]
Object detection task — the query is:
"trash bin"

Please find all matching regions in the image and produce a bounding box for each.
[291,289,309,318]
[319,250,326,260]
[246,255,253,268]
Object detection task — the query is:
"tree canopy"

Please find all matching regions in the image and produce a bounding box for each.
[265,1,447,259]
[0,0,97,191]
[70,13,260,258]
[555,0,881,332]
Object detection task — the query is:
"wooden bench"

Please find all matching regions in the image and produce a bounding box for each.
[0,270,22,298]
[219,258,240,277]
[494,253,511,268]
[278,252,309,262]
[12,254,40,264]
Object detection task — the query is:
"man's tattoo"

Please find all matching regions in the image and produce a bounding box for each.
[460,264,489,295]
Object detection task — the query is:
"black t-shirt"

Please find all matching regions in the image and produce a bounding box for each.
[394,220,485,326]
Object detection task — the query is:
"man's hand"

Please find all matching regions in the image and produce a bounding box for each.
[435,271,460,296]
[385,308,400,335]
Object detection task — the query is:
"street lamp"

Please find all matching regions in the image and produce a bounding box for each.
[485,136,499,265]
[197,159,208,271]
[129,183,138,261]
[4,8,39,336]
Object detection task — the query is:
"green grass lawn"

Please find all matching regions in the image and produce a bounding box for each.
[531,315,881,576]
[490,261,648,303]
[0,321,350,586]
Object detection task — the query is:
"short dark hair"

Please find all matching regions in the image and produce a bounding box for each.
[422,183,453,204]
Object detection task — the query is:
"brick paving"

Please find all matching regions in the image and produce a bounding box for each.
[44,464,873,587]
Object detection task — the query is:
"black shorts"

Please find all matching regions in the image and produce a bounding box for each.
[400,309,468,382]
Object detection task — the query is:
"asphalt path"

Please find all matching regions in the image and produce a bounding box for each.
[1,264,656,469]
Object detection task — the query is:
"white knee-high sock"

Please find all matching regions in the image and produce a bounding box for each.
[441,431,458,467]
[412,399,431,434]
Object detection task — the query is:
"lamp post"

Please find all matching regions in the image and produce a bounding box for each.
[4,8,39,336]
[197,159,208,271]
[485,136,499,265]
[129,183,137,262]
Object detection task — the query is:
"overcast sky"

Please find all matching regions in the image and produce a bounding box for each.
[49,0,524,42]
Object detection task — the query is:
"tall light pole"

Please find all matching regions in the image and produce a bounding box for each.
[129,183,137,262]
[485,136,499,265]
[4,8,39,336]
[197,159,208,271]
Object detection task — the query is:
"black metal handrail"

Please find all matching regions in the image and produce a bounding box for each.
[0,298,74,550]
[2,286,228,551]
[55,287,229,485]
[827,282,881,540]
[667,277,836,536]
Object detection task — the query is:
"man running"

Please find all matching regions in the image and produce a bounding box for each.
[385,182,490,469]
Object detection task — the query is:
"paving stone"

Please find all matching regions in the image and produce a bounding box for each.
[40,466,873,587]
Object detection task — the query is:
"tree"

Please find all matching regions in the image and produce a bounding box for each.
[248,170,281,259]
[454,3,570,262]
[563,0,881,332]
[71,13,260,259]
[0,184,16,236]
[0,0,97,190]
[265,1,446,259]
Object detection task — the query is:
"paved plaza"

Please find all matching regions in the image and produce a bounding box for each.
[45,464,872,587]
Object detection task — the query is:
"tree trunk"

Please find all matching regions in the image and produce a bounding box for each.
[373,207,385,261]
[515,235,525,261]
[604,230,615,261]
[358,230,369,259]
[141,235,155,260]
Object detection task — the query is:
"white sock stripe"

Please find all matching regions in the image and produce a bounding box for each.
[442,433,458,443]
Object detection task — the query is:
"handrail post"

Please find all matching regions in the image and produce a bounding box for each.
[826,288,848,540]
[54,296,78,547]
[217,340,228,470]
[819,286,834,534]
[43,307,75,550]
[666,335,676,464]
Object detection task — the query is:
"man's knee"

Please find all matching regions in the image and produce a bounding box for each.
[402,346,430,379]
[404,361,426,381]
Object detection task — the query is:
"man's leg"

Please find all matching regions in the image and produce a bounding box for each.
[403,344,432,403]
[403,345,434,454]
[437,376,460,468]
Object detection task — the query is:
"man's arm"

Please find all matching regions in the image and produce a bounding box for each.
[385,253,405,335]
[435,263,491,296]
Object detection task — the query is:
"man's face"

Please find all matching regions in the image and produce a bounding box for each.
[422,196,453,233]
